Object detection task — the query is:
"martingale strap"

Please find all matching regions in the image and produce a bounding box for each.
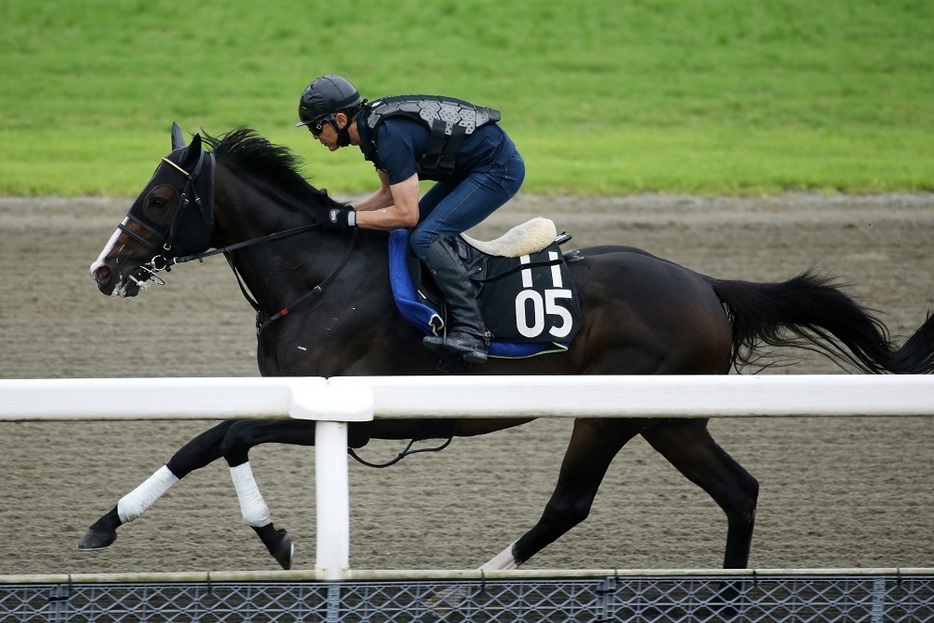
[252,228,359,335]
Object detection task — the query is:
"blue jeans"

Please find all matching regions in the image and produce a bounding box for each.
[410,152,526,259]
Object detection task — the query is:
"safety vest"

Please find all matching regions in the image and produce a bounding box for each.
[364,95,501,179]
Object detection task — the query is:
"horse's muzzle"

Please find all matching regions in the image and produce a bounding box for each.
[89,262,141,297]
[90,263,115,294]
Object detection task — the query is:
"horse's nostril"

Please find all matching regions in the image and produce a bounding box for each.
[92,265,111,284]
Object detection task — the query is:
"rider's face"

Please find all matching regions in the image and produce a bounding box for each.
[313,113,348,151]
[314,123,340,151]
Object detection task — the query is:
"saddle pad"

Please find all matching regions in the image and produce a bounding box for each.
[388,229,570,359]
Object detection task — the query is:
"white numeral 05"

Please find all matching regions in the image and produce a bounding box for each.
[514,288,573,339]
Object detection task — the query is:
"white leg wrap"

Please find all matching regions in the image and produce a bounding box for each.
[229,462,271,527]
[479,540,520,571]
[117,465,179,524]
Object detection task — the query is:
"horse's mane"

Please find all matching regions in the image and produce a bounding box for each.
[201,128,321,200]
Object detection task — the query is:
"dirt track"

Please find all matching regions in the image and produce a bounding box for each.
[0,193,932,574]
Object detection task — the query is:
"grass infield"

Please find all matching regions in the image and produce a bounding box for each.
[1,0,931,196]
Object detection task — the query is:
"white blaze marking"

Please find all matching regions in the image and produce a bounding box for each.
[89,218,129,277]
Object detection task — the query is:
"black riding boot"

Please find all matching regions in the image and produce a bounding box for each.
[421,237,491,364]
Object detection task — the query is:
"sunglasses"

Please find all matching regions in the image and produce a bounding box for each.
[307,115,333,137]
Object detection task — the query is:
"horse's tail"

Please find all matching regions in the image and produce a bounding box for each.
[708,270,934,374]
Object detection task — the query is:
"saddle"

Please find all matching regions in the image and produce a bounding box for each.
[388,218,583,358]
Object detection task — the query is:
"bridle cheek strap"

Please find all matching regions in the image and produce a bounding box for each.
[121,155,202,255]
[162,152,215,255]
[129,152,216,280]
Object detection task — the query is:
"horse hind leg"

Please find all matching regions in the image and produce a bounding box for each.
[482,418,644,569]
[77,420,237,551]
[640,419,759,569]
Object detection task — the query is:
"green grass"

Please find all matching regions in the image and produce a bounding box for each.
[1,0,932,196]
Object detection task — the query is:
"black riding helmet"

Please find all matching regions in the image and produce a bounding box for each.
[296,74,362,128]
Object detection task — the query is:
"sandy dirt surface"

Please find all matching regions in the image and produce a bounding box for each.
[0,193,931,575]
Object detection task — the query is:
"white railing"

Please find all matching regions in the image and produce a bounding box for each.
[2,374,933,579]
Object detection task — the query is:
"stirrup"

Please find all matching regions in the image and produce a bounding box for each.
[423,331,488,364]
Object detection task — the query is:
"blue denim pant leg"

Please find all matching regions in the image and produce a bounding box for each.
[410,153,525,260]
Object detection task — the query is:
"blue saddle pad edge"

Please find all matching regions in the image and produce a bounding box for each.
[388,229,569,359]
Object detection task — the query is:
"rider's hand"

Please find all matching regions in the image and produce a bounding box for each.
[322,205,356,229]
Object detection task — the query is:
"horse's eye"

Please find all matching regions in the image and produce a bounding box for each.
[151,197,167,210]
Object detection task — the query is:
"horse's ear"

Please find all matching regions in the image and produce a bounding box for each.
[180,133,203,170]
[171,122,186,150]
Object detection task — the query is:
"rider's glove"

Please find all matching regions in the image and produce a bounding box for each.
[323,205,356,229]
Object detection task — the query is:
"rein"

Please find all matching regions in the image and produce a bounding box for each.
[133,168,359,334]
[149,225,359,335]
[124,144,361,334]
[165,223,321,267]
[145,217,438,462]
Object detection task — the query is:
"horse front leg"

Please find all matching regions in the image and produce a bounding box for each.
[481,418,643,570]
[219,418,333,569]
[77,420,237,551]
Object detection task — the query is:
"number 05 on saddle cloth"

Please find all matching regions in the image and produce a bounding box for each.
[388,219,584,359]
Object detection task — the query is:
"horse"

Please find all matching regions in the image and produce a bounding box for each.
[83,125,934,571]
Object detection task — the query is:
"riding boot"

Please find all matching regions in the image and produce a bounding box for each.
[421,237,491,364]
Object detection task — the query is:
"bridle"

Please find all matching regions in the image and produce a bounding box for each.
[115,154,207,289]
[124,149,357,334]
[114,135,445,467]
[119,153,213,256]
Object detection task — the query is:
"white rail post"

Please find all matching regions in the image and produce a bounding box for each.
[289,380,374,580]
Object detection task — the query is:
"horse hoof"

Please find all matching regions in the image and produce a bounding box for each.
[77,528,117,550]
[272,528,294,570]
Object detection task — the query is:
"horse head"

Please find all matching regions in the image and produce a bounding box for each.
[90,124,215,296]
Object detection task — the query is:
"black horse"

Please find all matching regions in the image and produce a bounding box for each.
[84,126,934,571]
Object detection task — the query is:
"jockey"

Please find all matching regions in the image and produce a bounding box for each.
[296,74,525,364]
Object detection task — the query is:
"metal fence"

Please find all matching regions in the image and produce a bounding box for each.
[3,570,931,622]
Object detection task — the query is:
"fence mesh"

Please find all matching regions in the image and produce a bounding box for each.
[2,573,931,622]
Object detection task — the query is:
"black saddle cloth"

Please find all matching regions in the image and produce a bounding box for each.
[388,229,583,359]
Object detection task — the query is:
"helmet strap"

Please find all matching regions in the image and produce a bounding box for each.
[334,109,361,147]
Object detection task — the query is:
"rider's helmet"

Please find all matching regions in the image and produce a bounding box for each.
[295,75,363,128]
